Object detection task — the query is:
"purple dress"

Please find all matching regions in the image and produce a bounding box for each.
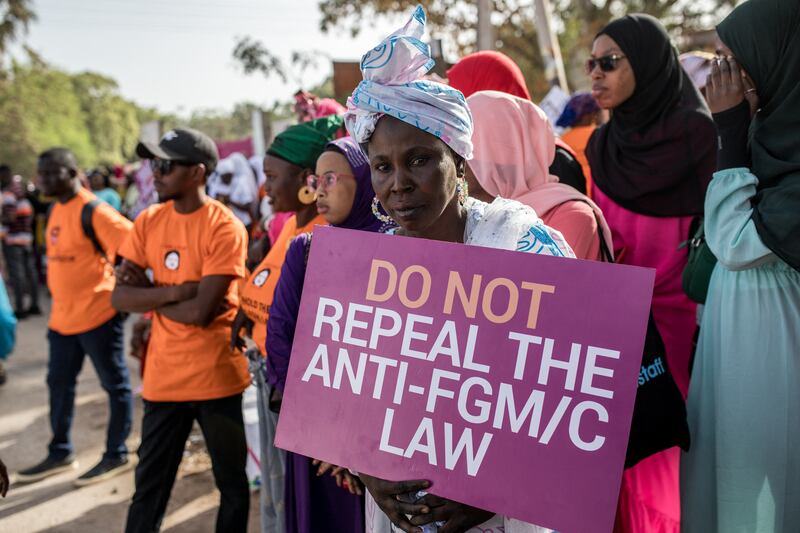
[266,137,388,533]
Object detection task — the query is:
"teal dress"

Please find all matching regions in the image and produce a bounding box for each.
[681,169,800,533]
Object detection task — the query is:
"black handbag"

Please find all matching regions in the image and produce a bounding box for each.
[624,314,691,468]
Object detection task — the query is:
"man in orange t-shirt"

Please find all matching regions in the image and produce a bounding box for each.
[112,129,250,533]
[17,148,134,487]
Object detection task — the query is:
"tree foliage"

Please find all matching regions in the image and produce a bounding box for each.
[317,0,736,98]
[0,56,95,174]
[233,38,330,88]
[72,72,141,165]
[0,0,148,175]
[0,50,268,177]
[0,0,35,57]
[180,102,263,141]
[0,52,147,174]
[0,0,272,175]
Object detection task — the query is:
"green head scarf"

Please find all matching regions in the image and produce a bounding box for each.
[717,0,800,271]
[267,115,345,169]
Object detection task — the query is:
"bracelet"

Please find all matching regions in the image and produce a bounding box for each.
[744,88,757,95]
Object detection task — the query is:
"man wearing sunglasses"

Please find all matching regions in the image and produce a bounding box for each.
[17,148,134,487]
[112,128,251,533]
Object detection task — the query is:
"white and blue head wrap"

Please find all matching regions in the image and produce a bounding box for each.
[344,6,474,160]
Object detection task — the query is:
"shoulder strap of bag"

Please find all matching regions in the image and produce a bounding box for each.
[81,199,108,261]
[566,199,614,263]
[598,221,614,263]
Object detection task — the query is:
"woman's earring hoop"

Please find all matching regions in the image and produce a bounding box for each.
[456,178,468,205]
[297,185,317,205]
[371,196,394,224]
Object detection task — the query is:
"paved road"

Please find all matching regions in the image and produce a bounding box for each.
[0,305,261,532]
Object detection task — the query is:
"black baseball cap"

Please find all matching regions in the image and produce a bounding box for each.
[136,128,219,173]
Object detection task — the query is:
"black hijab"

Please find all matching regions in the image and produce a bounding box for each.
[587,14,717,217]
[718,0,800,272]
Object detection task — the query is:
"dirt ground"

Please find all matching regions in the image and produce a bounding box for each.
[0,305,262,533]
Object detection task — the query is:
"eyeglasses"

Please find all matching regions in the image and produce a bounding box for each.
[149,159,196,176]
[586,54,627,74]
[306,171,353,191]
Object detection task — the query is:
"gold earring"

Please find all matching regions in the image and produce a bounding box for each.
[456,178,468,204]
[371,196,394,224]
[297,185,317,205]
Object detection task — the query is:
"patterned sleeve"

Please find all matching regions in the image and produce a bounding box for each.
[516,221,576,258]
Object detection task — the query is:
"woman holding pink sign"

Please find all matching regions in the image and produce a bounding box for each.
[342,6,573,533]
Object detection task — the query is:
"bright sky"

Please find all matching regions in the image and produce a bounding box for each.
[18,0,403,114]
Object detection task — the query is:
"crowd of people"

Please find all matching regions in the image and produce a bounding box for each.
[0,0,797,532]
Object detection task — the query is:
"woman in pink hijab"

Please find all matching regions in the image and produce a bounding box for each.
[467,90,612,260]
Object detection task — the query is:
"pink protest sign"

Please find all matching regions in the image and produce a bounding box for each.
[275,226,655,532]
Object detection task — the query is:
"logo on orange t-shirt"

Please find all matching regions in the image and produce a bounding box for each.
[164,250,180,270]
[50,226,60,246]
[252,268,271,287]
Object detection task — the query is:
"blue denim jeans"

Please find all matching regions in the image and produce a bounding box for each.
[47,314,132,461]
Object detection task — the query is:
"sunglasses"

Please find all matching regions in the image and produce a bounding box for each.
[150,159,197,176]
[306,171,353,191]
[586,54,627,74]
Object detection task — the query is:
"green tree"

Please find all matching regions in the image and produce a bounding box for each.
[233,39,330,88]
[0,56,95,174]
[72,71,141,164]
[183,102,262,141]
[316,0,735,98]
[0,0,35,57]
[0,52,149,175]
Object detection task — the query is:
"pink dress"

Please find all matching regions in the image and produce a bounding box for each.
[592,186,696,533]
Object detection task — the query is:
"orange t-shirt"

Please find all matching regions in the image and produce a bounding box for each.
[47,188,132,335]
[118,199,250,402]
[240,214,326,354]
[561,126,596,197]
